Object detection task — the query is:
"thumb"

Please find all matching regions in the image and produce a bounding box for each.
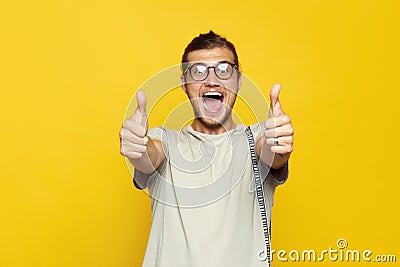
[269,83,284,116]
[136,90,147,114]
[133,90,148,129]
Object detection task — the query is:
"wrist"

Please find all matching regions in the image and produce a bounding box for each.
[271,152,290,170]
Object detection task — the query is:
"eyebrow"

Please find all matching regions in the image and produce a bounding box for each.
[190,61,235,67]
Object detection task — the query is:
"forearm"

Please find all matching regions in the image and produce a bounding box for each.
[129,138,165,174]
[271,151,291,170]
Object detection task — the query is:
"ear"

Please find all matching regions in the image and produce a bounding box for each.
[180,75,187,94]
[237,72,242,91]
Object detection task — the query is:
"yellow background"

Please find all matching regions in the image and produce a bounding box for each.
[1,0,399,266]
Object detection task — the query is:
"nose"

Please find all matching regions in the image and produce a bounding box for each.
[203,68,221,87]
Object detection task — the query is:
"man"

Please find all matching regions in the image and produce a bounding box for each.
[120,31,294,266]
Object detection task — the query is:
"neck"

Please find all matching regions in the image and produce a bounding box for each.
[191,117,236,135]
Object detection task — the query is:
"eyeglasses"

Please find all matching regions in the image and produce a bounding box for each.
[185,61,238,81]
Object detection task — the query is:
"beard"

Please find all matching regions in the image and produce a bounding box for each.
[192,97,235,129]
[186,88,237,130]
[196,110,232,129]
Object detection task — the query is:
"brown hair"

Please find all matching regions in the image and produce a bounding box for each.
[181,30,239,70]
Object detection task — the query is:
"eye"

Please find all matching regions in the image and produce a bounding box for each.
[217,63,230,73]
[193,65,207,74]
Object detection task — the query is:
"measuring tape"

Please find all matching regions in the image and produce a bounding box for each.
[245,126,272,267]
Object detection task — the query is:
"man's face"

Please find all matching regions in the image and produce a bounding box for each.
[181,47,242,129]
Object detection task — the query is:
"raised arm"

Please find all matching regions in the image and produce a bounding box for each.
[256,84,294,180]
[120,90,165,174]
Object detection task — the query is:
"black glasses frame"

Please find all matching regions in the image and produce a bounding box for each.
[184,61,238,81]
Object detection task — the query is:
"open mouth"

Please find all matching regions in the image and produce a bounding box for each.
[202,91,224,113]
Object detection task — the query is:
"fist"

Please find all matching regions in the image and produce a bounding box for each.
[120,90,149,159]
[264,84,294,155]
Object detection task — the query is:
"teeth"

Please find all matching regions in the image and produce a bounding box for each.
[203,92,222,97]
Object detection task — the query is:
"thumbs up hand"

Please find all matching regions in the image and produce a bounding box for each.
[264,84,294,166]
[120,90,149,159]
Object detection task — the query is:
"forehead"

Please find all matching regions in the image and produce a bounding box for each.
[186,47,235,63]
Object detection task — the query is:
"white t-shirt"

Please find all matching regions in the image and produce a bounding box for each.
[134,123,288,267]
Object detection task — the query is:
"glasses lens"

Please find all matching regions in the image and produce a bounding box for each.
[215,63,233,79]
[190,64,208,80]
